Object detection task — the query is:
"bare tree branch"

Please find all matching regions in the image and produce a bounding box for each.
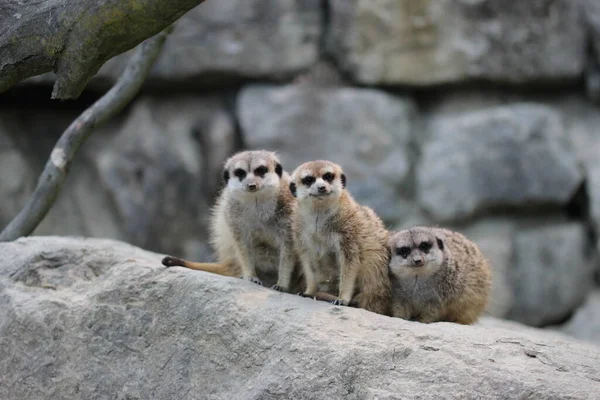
[0,0,205,99]
[0,26,174,242]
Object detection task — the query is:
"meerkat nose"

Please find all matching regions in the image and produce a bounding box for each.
[412,257,424,266]
[318,185,327,193]
[247,183,257,191]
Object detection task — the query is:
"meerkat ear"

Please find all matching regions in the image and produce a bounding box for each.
[275,163,283,177]
[289,182,297,197]
[436,237,444,250]
[223,169,230,184]
[341,173,347,188]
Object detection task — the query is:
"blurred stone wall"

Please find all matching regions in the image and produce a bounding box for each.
[2,0,600,341]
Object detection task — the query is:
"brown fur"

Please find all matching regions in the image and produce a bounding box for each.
[388,226,491,324]
[290,160,391,316]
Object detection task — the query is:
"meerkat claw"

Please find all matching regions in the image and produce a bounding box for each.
[331,299,348,306]
[245,276,263,286]
[271,284,285,292]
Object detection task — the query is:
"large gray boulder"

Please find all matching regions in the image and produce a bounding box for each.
[507,222,597,327]
[238,83,417,223]
[416,104,583,222]
[327,0,585,86]
[1,236,599,399]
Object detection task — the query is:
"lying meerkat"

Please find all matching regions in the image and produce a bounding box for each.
[387,226,491,324]
[162,150,302,292]
[289,160,391,315]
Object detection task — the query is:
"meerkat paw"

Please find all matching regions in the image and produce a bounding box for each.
[331,299,348,306]
[240,276,263,286]
[297,292,315,299]
[271,284,287,292]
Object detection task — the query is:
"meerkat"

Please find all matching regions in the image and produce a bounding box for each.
[162,150,301,292]
[289,160,391,315]
[387,226,491,324]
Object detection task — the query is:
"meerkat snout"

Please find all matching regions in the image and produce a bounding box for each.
[412,254,424,267]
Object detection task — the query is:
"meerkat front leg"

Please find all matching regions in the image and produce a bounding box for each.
[391,303,411,320]
[298,251,318,298]
[416,307,440,324]
[334,251,360,306]
[234,241,262,286]
[272,238,296,292]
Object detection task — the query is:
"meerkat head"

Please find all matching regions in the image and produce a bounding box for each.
[222,150,283,198]
[388,227,446,278]
[289,160,346,206]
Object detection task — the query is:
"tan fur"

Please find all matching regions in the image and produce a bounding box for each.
[388,226,491,324]
[290,160,391,316]
[162,150,304,292]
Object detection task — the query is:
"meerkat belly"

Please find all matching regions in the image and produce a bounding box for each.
[396,277,442,317]
[302,230,341,294]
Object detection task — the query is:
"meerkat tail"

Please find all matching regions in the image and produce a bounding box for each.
[161,256,237,277]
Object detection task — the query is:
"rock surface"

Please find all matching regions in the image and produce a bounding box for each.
[557,290,600,345]
[507,222,597,327]
[327,0,585,85]
[94,95,237,257]
[416,104,583,222]
[0,97,236,261]
[585,0,600,64]
[0,236,599,400]
[0,122,35,230]
[238,83,417,223]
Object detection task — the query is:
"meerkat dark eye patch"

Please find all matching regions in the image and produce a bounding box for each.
[436,237,444,251]
[322,172,334,182]
[275,163,283,177]
[289,182,297,197]
[419,241,432,253]
[301,176,316,186]
[341,173,347,188]
[234,168,247,180]
[396,246,411,258]
[223,169,230,184]
[254,166,268,177]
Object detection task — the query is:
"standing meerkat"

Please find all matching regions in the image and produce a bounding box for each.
[387,226,491,324]
[162,150,301,292]
[289,160,391,315]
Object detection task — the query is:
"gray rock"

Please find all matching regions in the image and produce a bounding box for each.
[556,290,600,345]
[0,107,124,241]
[1,236,599,400]
[328,0,585,85]
[417,104,583,222]
[0,124,35,229]
[508,222,597,327]
[557,96,600,270]
[584,0,600,62]
[23,0,322,89]
[94,95,237,257]
[238,83,417,223]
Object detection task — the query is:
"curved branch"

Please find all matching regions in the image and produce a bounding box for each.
[0,26,174,242]
[0,0,205,99]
